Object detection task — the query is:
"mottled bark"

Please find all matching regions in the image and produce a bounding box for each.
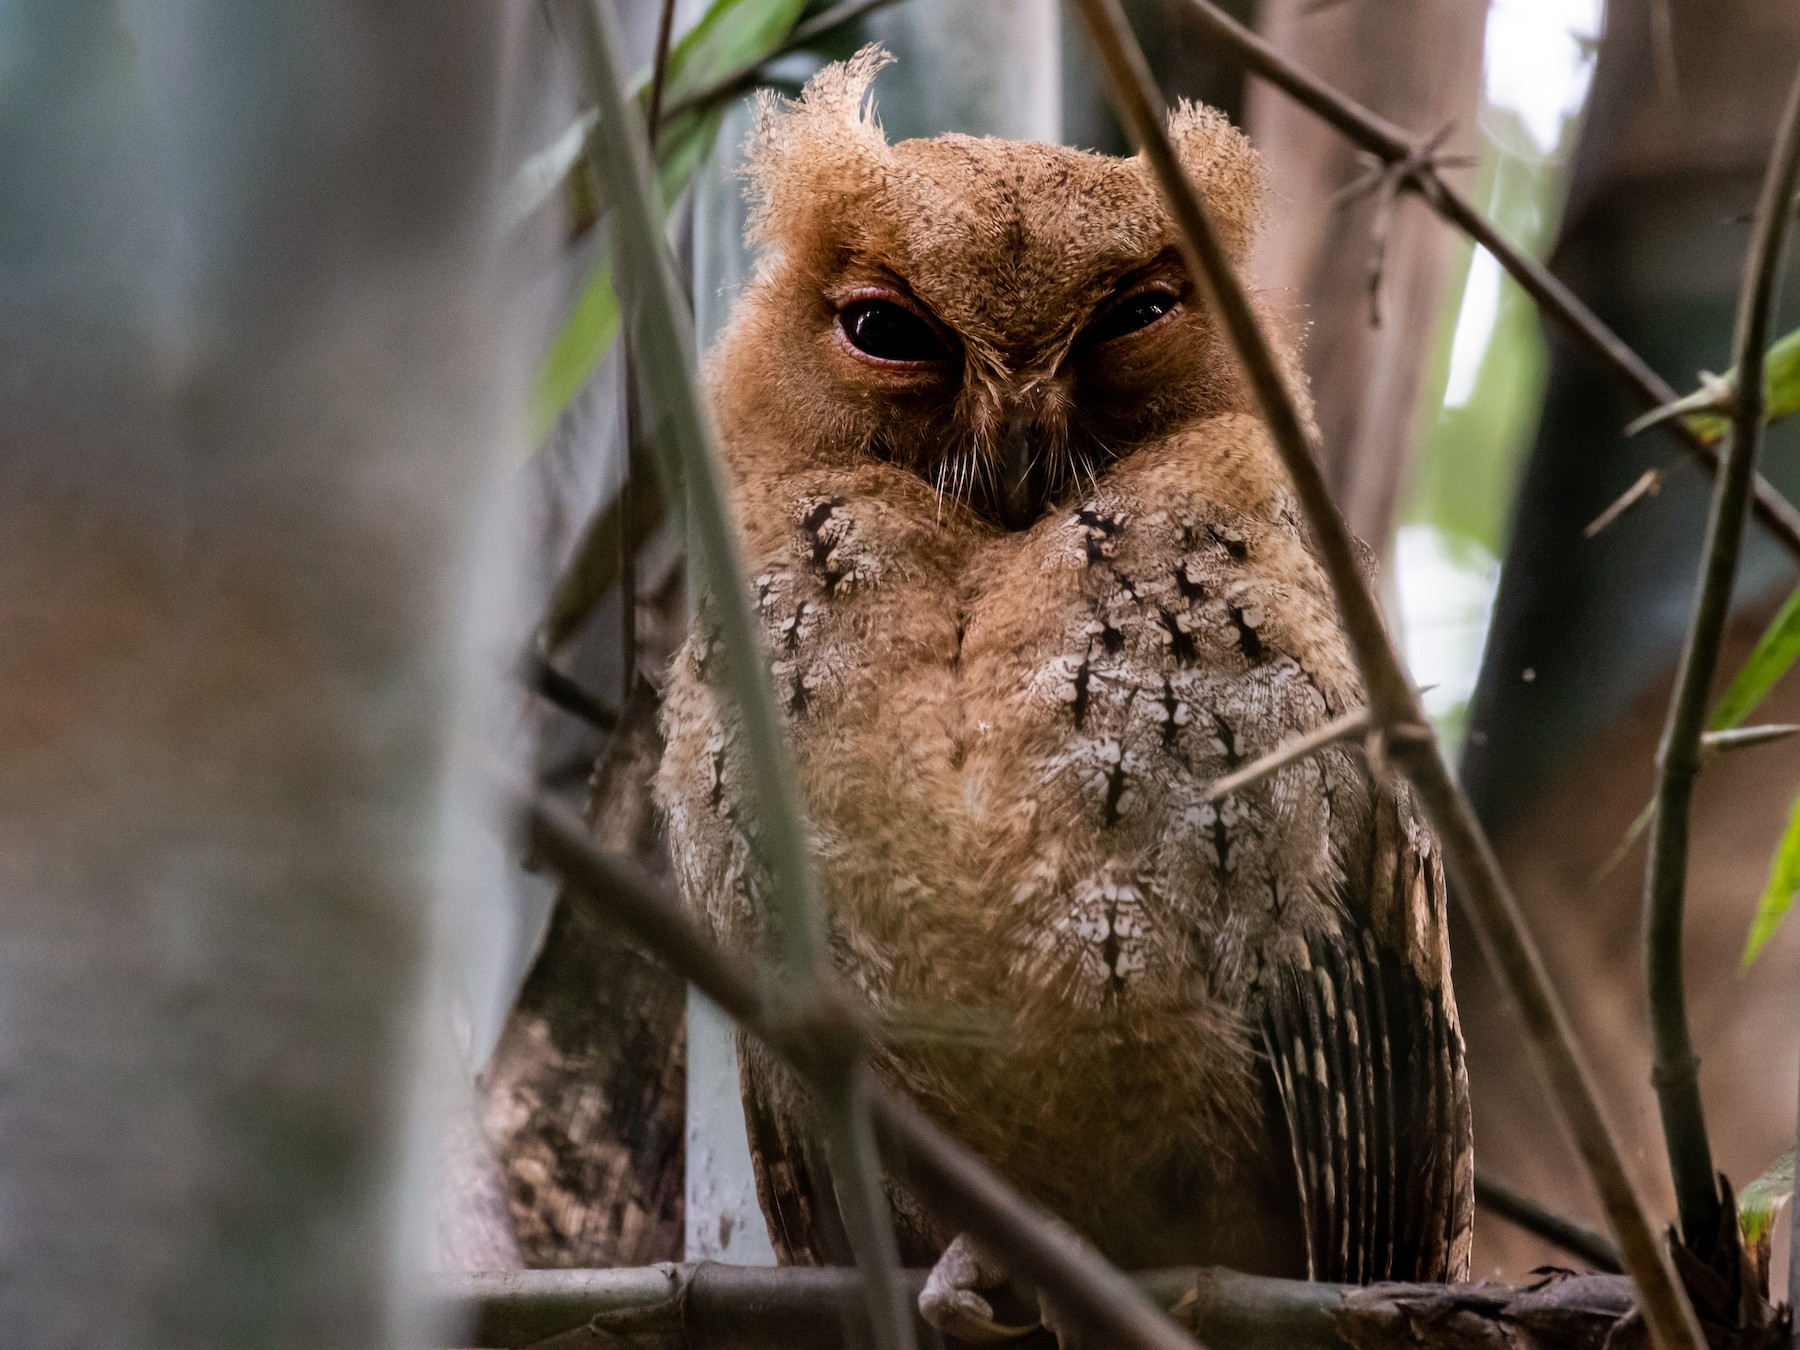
[1245,0,1486,554]
[485,581,689,1268]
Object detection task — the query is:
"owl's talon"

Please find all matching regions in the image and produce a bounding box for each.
[920,1233,1035,1344]
[1038,1291,1083,1350]
[918,1286,1033,1344]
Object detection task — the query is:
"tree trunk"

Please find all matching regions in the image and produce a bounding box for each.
[1460,0,1800,1277]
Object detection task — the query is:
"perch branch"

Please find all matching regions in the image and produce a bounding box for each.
[659,0,911,125]
[433,1262,1668,1350]
[1176,0,1800,563]
[1474,1171,1625,1274]
[569,5,910,1347]
[1643,59,1800,1256]
[515,794,1207,1350]
[1070,3,1704,1347]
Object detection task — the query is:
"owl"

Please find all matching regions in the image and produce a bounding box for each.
[656,47,1472,1336]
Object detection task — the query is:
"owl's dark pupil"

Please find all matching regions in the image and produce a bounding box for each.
[1086,290,1177,344]
[842,300,944,363]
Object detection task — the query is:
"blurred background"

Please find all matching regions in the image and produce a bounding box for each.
[5,1,1800,1344]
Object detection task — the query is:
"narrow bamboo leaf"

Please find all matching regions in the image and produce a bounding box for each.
[526,0,808,445]
[1708,582,1800,731]
[504,108,599,235]
[659,0,808,102]
[528,258,619,445]
[1744,795,1800,967]
[1737,1148,1794,1249]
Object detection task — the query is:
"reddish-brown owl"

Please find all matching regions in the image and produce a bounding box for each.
[657,47,1472,1338]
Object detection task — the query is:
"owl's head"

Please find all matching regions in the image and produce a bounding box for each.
[710,47,1279,530]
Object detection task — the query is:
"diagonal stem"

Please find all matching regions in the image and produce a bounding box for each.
[1176,0,1800,563]
[1643,58,1800,1257]
[1473,1170,1624,1274]
[566,5,911,1348]
[1069,3,1704,1347]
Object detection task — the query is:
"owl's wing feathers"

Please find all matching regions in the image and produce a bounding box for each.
[738,1036,854,1266]
[1262,791,1474,1285]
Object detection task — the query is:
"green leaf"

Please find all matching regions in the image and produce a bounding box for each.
[1708,583,1800,731]
[1641,324,1800,445]
[525,0,808,444]
[1744,795,1800,967]
[658,0,808,103]
[528,260,618,445]
[1737,1148,1794,1250]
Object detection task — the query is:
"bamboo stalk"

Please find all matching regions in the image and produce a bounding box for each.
[1067,3,1704,1347]
[1643,58,1800,1255]
[565,6,911,1348]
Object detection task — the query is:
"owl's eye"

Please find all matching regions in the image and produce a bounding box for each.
[837,299,950,365]
[1083,286,1181,345]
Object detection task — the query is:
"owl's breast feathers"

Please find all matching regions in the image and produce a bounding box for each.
[657,413,1471,1283]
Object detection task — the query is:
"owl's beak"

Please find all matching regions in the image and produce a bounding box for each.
[995,413,1048,532]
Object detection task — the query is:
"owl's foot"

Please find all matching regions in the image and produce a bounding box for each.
[919,1233,1035,1344]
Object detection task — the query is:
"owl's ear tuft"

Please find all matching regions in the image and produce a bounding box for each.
[743,44,895,261]
[1163,101,1265,263]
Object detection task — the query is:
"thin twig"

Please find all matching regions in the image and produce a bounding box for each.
[1643,59,1800,1257]
[1702,723,1800,754]
[1070,4,1704,1347]
[568,7,911,1349]
[659,0,910,124]
[617,0,679,705]
[1177,0,1800,564]
[1202,706,1370,803]
[515,793,1208,1350]
[1473,1171,1625,1274]
[521,651,620,733]
[645,0,678,143]
[1584,468,1664,539]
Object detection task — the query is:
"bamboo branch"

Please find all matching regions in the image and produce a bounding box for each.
[1702,724,1800,755]
[1643,59,1800,1257]
[659,0,911,125]
[1068,4,1704,1348]
[1474,1171,1624,1274]
[435,1264,1321,1350]
[1176,0,1800,563]
[432,1262,1662,1350]
[568,6,911,1348]
[515,794,1207,1350]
